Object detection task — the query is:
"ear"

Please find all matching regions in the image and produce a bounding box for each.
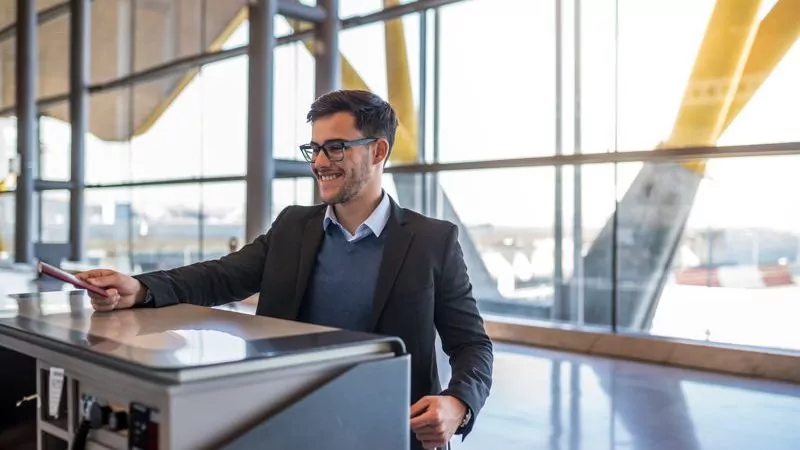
[373,138,390,166]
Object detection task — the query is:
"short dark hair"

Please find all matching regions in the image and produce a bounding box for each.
[307,90,398,161]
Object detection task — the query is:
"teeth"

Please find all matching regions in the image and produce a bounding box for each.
[319,174,340,181]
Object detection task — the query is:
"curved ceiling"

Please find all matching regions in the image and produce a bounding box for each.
[0,0,247,141]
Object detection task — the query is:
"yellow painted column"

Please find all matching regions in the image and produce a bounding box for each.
[667,0,763,173]
[721,0,800,132]
[383,0,418,164]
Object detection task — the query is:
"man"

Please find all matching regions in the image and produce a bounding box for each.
[77,90,493,449]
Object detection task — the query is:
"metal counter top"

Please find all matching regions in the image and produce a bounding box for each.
[0,289,404,384]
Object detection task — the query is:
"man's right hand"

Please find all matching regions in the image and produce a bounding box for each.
[75,269,146,312]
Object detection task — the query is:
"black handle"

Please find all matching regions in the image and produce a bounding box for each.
[70,419,90,450]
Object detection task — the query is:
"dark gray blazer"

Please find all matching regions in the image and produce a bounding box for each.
[135,197,494,442]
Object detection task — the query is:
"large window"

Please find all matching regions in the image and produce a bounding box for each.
[40,109,71,182]
[201,182,245,258]
[436,0,555,162]
[39,189,69,243]
[273,34,316,161]
[85,187,133,272]
[85,180,247,272]
[2,0,798,359]
[650,155,800,351]
[338,14,421,166]
[75,11,320,270]
[86,87,134,184]
[130,75,204,182]
[426,155,800,351]
[199,56,248,176]
[272,178,315,219]
[718,38,800,145]
[577,0,800,152]
[394,0,800,355]
[130,184,202,272]
[84,19,317,183]
[433,164,617,328]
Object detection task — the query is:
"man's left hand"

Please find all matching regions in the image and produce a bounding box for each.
[409,395,467,449]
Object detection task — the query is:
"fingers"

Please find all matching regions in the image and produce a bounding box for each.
[414,422,448,450]
[76,269,116,281]
[415,422,449,450]
[414,424,447,439]
[410,408,437,430]
[85,273,121,288]
[410,396,431,418]
[89,288,120,312]
[410,396,456,449]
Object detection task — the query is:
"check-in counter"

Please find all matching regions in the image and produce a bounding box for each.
[0,290,410,450]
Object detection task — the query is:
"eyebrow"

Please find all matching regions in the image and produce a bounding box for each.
[309,138,349,145]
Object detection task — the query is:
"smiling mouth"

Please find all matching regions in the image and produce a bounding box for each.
[318,173,343,182]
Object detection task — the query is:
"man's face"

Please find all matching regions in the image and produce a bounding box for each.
[310,112,376,205]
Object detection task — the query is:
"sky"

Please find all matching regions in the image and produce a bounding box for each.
[3,0,800,233]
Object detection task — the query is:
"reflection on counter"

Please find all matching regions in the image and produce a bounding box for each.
[1,290,387,373]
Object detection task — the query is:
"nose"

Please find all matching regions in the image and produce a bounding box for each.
[313,150,332,169]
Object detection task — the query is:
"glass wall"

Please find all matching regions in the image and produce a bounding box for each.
[1,0,317,270]
[84,187,132,272]
[0,0,798,356]
[77,6,315,270]
[435,156,800,352]
[435,0,555,162]
[341,0,800,354]
[649,155,800,351]
[200,182,246,259]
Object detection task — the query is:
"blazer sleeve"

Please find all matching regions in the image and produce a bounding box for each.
[435,224,494,438]
[133,207,290,308]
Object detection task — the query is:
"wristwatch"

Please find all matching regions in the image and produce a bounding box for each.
[459,408,472,429]
[141,288,154,305]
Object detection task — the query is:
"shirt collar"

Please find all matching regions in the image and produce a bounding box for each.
[323,191,392,238]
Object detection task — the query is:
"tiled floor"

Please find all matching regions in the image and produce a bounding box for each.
[444,343,800,450]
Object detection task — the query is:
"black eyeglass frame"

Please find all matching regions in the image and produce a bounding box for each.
[298,137,377,162]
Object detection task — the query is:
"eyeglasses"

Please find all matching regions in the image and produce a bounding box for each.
[299,138,377,163]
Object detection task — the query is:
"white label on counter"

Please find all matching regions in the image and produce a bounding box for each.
[48,367,65,419]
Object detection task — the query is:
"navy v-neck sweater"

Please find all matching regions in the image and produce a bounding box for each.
[298,226,385,332]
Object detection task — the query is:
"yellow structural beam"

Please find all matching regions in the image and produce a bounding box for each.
[337,45,417,165]
[668,0,763,173]
[383,0,418,164]
[673,0,800,173]
[722,0,800,131]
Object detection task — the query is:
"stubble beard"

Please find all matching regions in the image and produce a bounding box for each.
[321,157,372,205]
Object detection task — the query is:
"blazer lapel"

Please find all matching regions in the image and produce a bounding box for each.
[370,202,413,330]
[291,207,326,318]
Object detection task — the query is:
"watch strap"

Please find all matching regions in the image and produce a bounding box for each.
[141,288,153,305]
[459,407,472,428]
